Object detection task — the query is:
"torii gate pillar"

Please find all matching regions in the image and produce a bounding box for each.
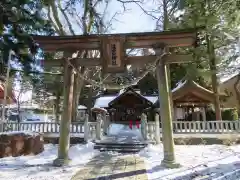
[155,46,180,168]
[53,62,75,166]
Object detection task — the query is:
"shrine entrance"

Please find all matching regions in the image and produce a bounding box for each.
[32,27,203,167]
[108,88,153,124]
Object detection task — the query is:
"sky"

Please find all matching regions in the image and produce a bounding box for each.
[67,1,158,34]
[107,1,157,33]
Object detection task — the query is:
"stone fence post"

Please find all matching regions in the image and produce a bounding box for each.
[141,113,148,140]
[84,114,89,142]
[155,113,161,144]
[238,120,240,133]
[103,114,110,135]
[96,114,102,140]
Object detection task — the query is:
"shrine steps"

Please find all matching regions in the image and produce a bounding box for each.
[94,142,148,153]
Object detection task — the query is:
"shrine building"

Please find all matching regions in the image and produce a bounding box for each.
[93,79,226,123]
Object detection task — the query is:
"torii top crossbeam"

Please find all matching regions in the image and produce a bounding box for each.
[32,27,203,73]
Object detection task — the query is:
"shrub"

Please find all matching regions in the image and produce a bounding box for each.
[206,108,239,121]
[232,107,239,120]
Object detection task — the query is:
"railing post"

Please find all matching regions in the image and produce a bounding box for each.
[103,114,108,135]
[84,114,89,142]
[155,113,161,144]
[238,120,240,133]
[141,113,148,140]
[104,114,110,135]
[141,113,145,139]
[0,123,4,132]
[96,114,102,140]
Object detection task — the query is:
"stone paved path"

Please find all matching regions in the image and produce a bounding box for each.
[71,153,148,180]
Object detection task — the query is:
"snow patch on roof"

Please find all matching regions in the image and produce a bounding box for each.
[192,81,213,94]
[145,96,158,103]
[172,80,213,94]
[78,105,87,110]
[172,80,187,92]
[94,95,158,108]
[91,107,108,113]
[220,72,239,83]
[118,89,125,95]
[94,96,116,108]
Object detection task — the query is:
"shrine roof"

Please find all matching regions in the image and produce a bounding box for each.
[154,79,226,107]
[94,79,221,108]
[94,94,158,108]
[172,79,214,94]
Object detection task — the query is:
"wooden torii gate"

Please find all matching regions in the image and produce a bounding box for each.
[32,28,200,167]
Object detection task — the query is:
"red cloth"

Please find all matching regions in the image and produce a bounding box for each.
[129,120,133,129]
[136,120,140,129]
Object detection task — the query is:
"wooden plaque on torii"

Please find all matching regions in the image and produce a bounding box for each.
[101,36,125,73]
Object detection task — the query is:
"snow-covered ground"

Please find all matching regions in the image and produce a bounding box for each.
[1,144,239,180]
[140,144,240,180]
[0,124,239,180]
[0,142,99,180]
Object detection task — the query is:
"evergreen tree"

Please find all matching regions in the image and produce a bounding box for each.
[0,0,53,74]
[175,0,240,119]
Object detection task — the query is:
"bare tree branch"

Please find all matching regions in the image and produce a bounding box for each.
[49,1,65,35]
[58,0,75,35]
[134,1,159,20]
[47,6,61,34]
[116,0,143,11]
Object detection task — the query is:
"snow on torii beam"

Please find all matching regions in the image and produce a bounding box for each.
[32,27,201,73]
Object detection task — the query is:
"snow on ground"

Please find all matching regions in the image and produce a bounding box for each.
[140,144,240,180]
[0,142,99,180]
[108,124,143,143]
[0,131,40,136]
[1,124,240,180]
[109,124,142,137]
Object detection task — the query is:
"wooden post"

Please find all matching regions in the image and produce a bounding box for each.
[173,106,177,121]
[202,107,206,121]
[155,112,161,144]
[167,65,175,123]
[155,49,179,168]
[53,63,74,166]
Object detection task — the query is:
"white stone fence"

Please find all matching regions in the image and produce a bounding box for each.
[1,122,84,133]
[1,118,240,143]
[142,120,240,142]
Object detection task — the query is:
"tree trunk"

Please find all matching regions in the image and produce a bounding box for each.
[71,73,79,122]
[71,67,85,122]
[17,92,21,123]
[87,86,93,120]
[54,91,61,123]
[207,35,222,120]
